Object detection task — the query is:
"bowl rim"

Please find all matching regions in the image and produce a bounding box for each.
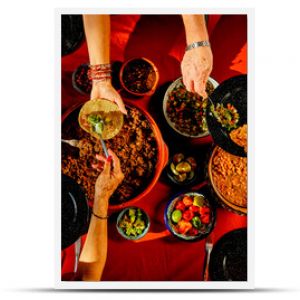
[162,76,219,138]
[164,191,216,241]
[207,146,247,214]
[119,57,159,96]
[116,206,151,240]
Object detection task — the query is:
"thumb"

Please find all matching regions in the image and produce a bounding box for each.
[115,96,127,115]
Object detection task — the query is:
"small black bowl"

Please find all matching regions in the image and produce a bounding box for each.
[166,153,199,186]
[72,63,92,95]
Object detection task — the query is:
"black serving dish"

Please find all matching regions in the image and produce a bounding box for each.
[206,75,247,157]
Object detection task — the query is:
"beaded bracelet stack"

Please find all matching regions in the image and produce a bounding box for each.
[88,63,112,82]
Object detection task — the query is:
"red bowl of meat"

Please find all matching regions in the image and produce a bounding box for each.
[61,100,168,210]
[119,57,159,97]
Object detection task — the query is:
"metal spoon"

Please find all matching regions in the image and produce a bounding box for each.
[94,120,109,158]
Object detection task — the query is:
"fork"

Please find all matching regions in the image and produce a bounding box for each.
[62,137,109,158]
[61,139,80,148]
[203,234,213,281]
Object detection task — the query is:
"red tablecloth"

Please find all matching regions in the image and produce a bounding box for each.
[61,14,247,281]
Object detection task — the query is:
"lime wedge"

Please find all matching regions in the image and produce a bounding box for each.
[171,209,182,223]
[193,195,205,207]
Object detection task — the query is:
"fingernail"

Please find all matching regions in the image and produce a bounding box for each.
[107,156,112,163]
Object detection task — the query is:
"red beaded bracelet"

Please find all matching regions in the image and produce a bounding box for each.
[89,63,111,71]
[87,70,112,81]
[88,63,112,81]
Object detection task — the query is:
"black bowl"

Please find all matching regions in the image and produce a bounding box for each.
[209,228,247,281]
[206,75,247,157]
[61,174,90,249]
[166,153,199,187]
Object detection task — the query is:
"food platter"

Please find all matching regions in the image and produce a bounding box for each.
[206,75,247,157]
[163,77,219,138]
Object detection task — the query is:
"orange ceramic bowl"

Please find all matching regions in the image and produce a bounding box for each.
[61,101,168,210]
[119,57,159,97]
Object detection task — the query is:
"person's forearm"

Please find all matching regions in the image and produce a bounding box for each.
[83,15,110,65]
[78,195,109,281]
[182,15,209,44]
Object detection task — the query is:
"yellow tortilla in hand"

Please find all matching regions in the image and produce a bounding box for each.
[78,99,124,140]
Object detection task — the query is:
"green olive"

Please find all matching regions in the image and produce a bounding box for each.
[176,162,192,173]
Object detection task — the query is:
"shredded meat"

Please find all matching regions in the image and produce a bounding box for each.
[62,107,158,204]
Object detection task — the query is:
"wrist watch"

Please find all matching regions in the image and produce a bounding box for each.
[186,41,210,51]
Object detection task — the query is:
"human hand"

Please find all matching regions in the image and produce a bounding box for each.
[91,80,127,115]
[181,46,213,98]
[92,149,124,214]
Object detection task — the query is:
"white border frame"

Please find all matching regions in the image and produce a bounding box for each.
[55,7,254,290]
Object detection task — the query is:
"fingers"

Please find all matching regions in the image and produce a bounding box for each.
[92,154,109,171]
[101,158,111,176]
[183,77,195,93]
[108,149,123,179]
[108,149,124,185]
[115,95,127,115]
[95,154,106,162]
[194,78,207,98]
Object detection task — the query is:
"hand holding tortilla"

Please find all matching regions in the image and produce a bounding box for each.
[78,98,124,140]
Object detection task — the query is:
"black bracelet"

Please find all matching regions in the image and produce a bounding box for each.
[92,211,109,219]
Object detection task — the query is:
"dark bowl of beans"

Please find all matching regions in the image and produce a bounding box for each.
[119,57,159,97]
[163,77,218,138]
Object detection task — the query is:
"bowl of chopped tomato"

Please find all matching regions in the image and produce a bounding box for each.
[164,191,216,241]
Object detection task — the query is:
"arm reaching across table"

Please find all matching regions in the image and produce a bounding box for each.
[181,15,213,98]
[83,15,127,114]
[77,149,124,281]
